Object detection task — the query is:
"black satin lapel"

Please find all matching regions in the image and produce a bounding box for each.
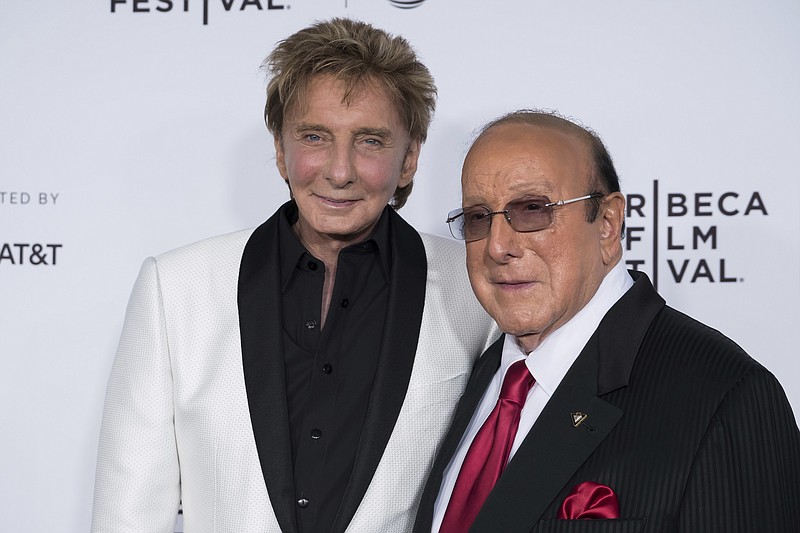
[238,213,297,533]
[472,339,622,533]
[331,213,427,533]
[596,270,665,395]
[412,336,504,533]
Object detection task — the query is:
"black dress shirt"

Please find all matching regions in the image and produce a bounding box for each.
[278,201,391,533]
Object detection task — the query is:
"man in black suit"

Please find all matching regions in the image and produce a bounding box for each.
[414,110,800,532]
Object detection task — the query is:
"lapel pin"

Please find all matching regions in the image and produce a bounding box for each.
[571,411,588,428]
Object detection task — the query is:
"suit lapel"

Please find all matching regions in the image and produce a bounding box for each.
[471,335,622,532]
[471,271,665,532]
[331,211,428,533]
[238,211,298,533]
[413,336,505,533]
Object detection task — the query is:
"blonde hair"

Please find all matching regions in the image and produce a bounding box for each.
[263,18,437,208]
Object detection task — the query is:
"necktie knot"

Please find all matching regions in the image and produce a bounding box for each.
[499,359,534,406]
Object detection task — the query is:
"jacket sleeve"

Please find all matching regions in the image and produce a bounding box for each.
[678,367,800,532]
[91,257,180,533]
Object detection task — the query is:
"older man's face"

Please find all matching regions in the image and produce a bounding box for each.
[463,122,622,353]
[275,74,419,254]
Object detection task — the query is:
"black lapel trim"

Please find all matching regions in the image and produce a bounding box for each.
[412,336,505,533]
[472,335,622,532]
[238,209,297,533]
[596,270,665,395]
[332,211,428,533]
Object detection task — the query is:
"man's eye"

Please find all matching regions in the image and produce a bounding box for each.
[465,211,487,222]
[364,138,383,146]
[304,134,322,142]
[522,202,545,211]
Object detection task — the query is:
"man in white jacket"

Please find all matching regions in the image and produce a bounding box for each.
[91,18,497,533]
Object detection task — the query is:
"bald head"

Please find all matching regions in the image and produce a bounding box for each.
[469,110,621,225]
[459,110,627,352]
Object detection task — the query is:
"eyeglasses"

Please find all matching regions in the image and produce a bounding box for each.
[446,193,605,242]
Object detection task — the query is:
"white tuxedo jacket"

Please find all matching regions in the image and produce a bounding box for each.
[91,209,498,533]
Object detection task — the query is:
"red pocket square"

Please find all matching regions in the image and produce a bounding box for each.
[557,481,620,519]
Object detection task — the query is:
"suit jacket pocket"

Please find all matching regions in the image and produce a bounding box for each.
[532,518,646,533]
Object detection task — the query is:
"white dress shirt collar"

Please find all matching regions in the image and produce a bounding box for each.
[431,262,633,532]
[501,260,634,396]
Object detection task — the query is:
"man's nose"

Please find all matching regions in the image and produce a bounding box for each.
[327,142,356,187]
[486,213,522,263]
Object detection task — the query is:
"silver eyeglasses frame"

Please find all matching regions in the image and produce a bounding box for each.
[446,193,605,241]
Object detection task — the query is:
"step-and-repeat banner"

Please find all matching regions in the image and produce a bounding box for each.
[2,1,798,531]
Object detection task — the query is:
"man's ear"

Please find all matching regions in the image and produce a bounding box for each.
[398,139,421,188]
[599,192,625,265]
[274,135,288,181]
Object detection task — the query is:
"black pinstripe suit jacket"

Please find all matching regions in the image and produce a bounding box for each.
[414,270,800,533]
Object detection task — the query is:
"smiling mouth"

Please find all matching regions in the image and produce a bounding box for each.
[494,279,537,289]
[316,195,358,206]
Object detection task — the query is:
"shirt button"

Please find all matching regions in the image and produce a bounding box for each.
[305,320,317,330]
[322,363,333,374]
[340,298,349,308]
[307,261,318,271]
[311,428,322,439]
[297,498,309,508]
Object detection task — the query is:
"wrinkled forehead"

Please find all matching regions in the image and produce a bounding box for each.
[462,122,592,198]
[284,73,403,125]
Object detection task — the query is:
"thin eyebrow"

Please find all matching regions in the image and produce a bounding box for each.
[353,127,393,139]
[290,124,393,140]
[292,122,332,135]
[463,195,552,211]
[510,195,551,202]
[509,195,552,207]
[461,203,491,211]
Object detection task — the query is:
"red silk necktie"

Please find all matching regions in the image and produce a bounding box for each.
[439,359,535,533]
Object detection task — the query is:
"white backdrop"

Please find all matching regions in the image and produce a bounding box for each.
[1,1,798,531]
